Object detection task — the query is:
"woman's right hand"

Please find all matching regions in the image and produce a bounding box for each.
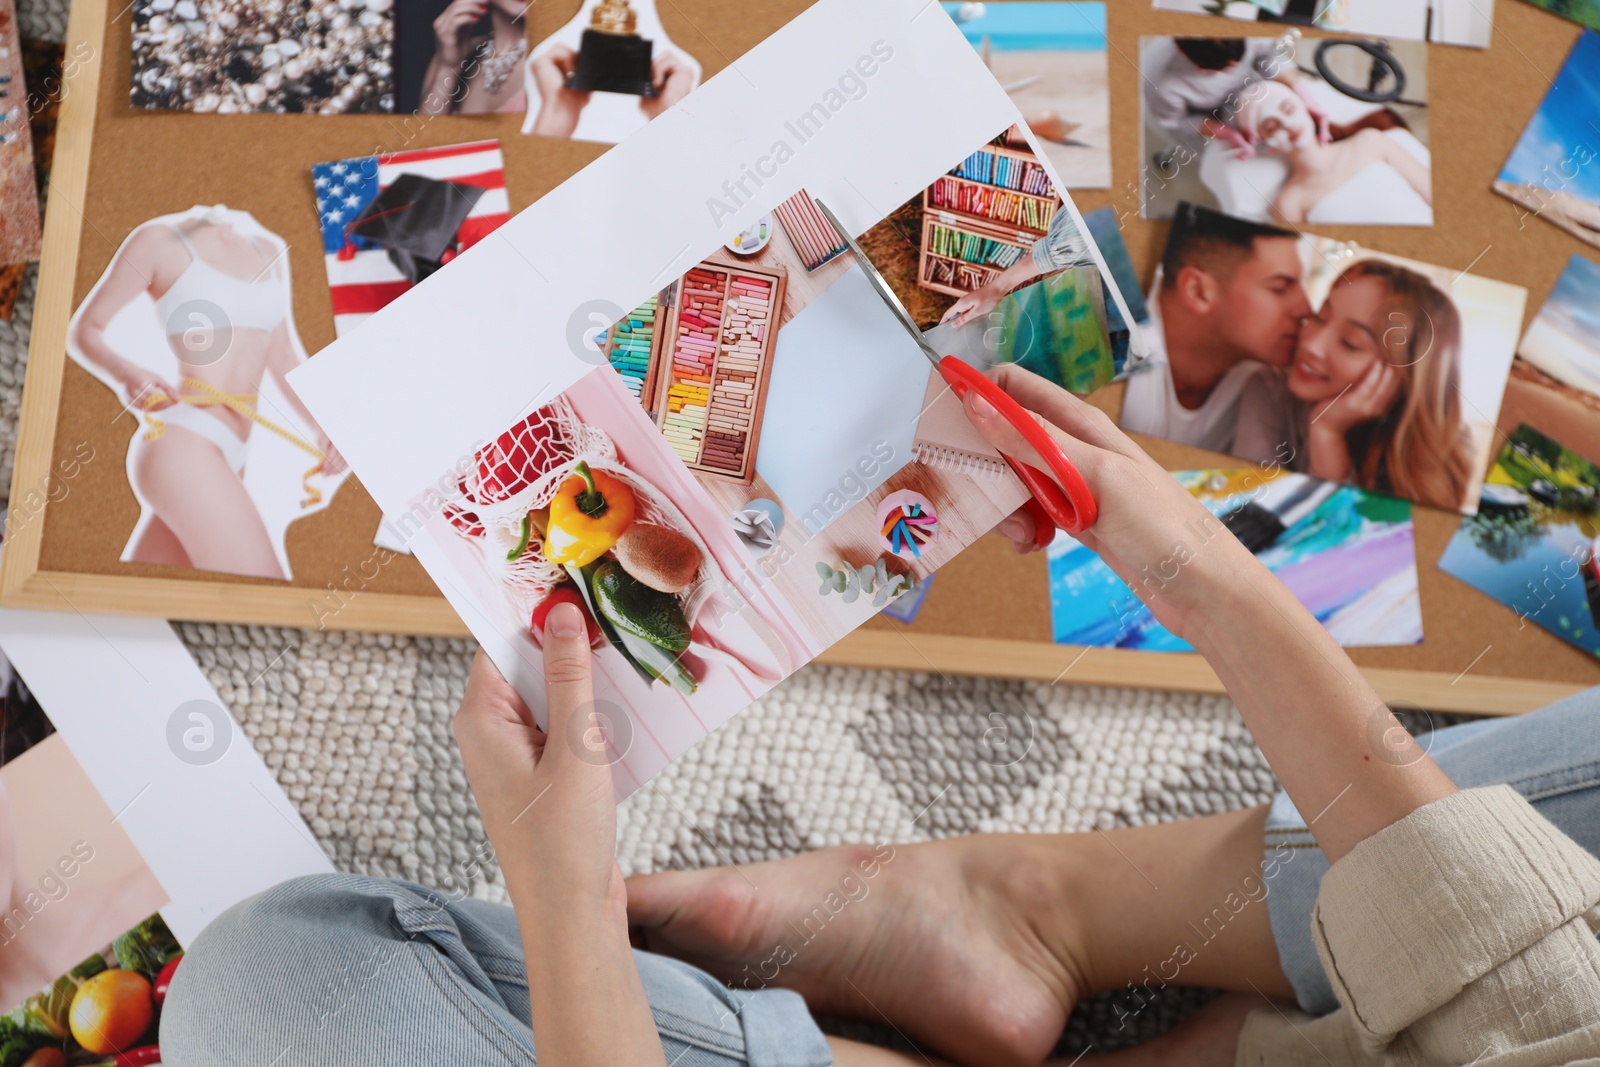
[432,0,486,67]
[962,364,1260,639]
[119,365,179,412]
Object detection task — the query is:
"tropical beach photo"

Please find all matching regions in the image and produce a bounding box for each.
[1520,254,1600,402]
[942,2,1111,189]
[1494,30,1600,249]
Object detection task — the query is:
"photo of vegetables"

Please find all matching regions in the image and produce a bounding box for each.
[1,913,182,1067]
[419,368,818,793]
[445,387,724,694]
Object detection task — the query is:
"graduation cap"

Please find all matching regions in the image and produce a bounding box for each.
[341,172,485,285]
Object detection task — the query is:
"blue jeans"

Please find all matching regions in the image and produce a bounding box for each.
[1263,685,1600,1014]
[163,689,1600,1062]
[160,875,832,1067]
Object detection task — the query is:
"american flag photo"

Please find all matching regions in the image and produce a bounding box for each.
[314,139,510,337]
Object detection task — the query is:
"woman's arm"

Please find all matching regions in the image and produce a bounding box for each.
[262,251,346,475]
[1372,129,1432,207]
[969,366,1454,862]
[527,45,589,138]
[454,612,668,1067]
[68,227,179,408]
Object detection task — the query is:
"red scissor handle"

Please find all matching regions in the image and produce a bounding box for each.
[937,356,1099,542]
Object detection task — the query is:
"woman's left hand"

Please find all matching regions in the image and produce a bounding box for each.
[454,609,625,920]
[1311,359,1402,434]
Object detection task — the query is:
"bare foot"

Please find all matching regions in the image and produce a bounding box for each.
[627,836,1090,1067]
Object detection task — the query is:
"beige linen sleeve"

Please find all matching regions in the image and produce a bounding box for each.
[1236,786,1600,1067]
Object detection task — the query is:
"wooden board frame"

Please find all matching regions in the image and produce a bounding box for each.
[0,0,467,635]
[5,0,1598,713]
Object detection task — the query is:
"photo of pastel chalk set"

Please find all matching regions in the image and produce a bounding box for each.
[601,261,788,485]
[919,126,1059,297]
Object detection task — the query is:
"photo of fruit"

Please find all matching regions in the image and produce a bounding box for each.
[0,912,182,1067]
[416,368,821,795]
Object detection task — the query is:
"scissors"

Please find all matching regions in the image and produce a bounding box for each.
[813,200,1098,542]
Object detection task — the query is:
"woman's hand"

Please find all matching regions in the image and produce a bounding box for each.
[528,45,591,138]
[1310,359,1402,435]
[454,616,667,1067]
[453,608,624,920]
[939,282,1004,329]
[963,364,1259,638]
[639,51,695,120]
[119,365,179,412]
[432,0,486,68]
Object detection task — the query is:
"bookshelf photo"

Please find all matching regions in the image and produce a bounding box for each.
[917,129,1060,298]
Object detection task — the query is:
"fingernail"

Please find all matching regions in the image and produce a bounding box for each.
[1000,518,1025,542]
[547,601,585,637]
[968,391,997,420]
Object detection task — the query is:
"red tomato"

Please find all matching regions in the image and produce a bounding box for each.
[531,586,601,644]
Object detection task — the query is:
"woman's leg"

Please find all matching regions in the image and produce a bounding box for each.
[1262,685,1600,1014]
[131,426,284,579]
[628,806,1293,1067]
[124,515,193,569]
[160,872,911,1067]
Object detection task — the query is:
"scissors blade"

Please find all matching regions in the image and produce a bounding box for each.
[813,199,944,370]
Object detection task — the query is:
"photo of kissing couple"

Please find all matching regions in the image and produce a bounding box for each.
[1121,202,1525,515]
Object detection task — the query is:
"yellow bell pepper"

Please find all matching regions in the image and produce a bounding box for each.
[544,462,636,567]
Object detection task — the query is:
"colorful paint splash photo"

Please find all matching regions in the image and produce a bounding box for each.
[1048,469,1422,651]
[1439,424,1600,659]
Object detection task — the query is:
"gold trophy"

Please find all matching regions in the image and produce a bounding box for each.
[565,0,658,97]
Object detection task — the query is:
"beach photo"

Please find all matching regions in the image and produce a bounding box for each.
[520,0,702,144]
[1139,34,1432,225]
[1495,30,1600,249]
[1123,203,1524,515]
[66,207,351,580]
[941,2,1111,189]
[1519,254,1600,403]
[1049,468,1421,650]
[1439,424,1600,660]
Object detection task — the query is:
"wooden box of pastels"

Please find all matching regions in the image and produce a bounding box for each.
[608,261,786,485]
[917,139,1057,299]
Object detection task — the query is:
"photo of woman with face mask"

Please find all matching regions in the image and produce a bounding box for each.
[1233,258,1479,512]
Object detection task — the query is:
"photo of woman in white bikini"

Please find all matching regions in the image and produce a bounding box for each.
[67,205,348,581]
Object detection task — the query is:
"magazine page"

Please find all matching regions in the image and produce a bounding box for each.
[290,0,1138,796]
[0,606,332,1063]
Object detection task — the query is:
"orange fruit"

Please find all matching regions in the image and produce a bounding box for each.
[68,970,153,1055]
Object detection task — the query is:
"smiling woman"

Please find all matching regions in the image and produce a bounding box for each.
[1233,257,1475,511]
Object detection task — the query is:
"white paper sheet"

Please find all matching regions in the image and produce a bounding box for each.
[0,606,332,944]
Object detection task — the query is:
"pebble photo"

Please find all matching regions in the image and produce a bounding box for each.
[131,0,395,113]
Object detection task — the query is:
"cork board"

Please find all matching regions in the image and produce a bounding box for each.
[7,0,1599,712]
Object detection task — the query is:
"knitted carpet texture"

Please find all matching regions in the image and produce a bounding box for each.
[3,2,1306,1048]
